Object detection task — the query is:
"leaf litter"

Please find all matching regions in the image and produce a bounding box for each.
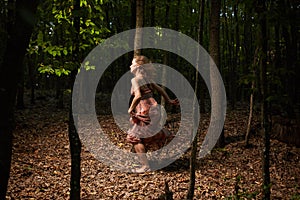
[6,97,300,200]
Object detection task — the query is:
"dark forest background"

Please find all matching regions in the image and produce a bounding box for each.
[0,0,299,199]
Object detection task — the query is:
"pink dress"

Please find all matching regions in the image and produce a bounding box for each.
[126,83,172,147]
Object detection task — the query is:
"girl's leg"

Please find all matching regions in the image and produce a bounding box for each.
[133,143,150,172]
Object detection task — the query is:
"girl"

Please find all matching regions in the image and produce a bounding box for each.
[127,55,179,173]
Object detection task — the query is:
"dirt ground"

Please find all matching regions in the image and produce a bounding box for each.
[6,96,300,199]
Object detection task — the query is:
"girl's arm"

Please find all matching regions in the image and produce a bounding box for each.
[150,83,179,105]
[128,78,142,114]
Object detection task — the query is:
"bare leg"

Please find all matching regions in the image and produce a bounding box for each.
[133,143,150,172]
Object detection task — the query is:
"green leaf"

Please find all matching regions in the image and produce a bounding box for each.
[62,68,71,75]
[38,64,55,74]
[55,69,62,77]
[85,19,90,26]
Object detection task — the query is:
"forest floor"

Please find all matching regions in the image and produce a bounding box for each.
[6,92,300,200]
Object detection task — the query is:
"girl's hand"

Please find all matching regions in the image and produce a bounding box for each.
[128,109,135,115]
[129,110,138,124]
[168,98,179,105]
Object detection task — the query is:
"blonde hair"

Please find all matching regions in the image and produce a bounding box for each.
[134,55,151,65]
[133,55,156,80]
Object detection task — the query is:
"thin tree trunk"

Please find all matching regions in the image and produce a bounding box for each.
[134,0,143,56]
[173,0,180,113]
[186,1,205,198]
[131,0,136,29]
[221,0,227,94]
[160,54,167,121]
[285,0,297,106]
[223,1,232,105]
[256,1,271,198]
[128,0,136,60]
[245,80,254,146]
[228,6,234,109]
[274,22,280,71]
[150,0,155,27]
[231,3,239,109]
[242,3,253,102]
[209,0,225,148]
[28,54,36,104]
[199,0,206,114]
[69,0,81,199]
[160,0,170,109]
[68,100,81,200]
[245,48,259,147]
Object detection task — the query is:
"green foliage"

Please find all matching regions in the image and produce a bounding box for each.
[20,0,298,114]
[38,64,71,77]
[29,0,110,78]
[83,61,96,71]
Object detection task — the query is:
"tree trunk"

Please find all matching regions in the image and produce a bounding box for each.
[134,0,143,56]
[150,0,155,27]
[28,54,36,104]
[69,100,81,200]
[0,0,38,198]
[221,0,227,97]
[209,0,224,148]
[285,0,297,107]
[199,0,206,114]
[186,1,205,198]
[160,0,170,109]
[245,48,259,147]
[242,3,253,102]
[69,0,81,199]
[130,0,136,29]
[231,3,239,109]
[256,1,271,198]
